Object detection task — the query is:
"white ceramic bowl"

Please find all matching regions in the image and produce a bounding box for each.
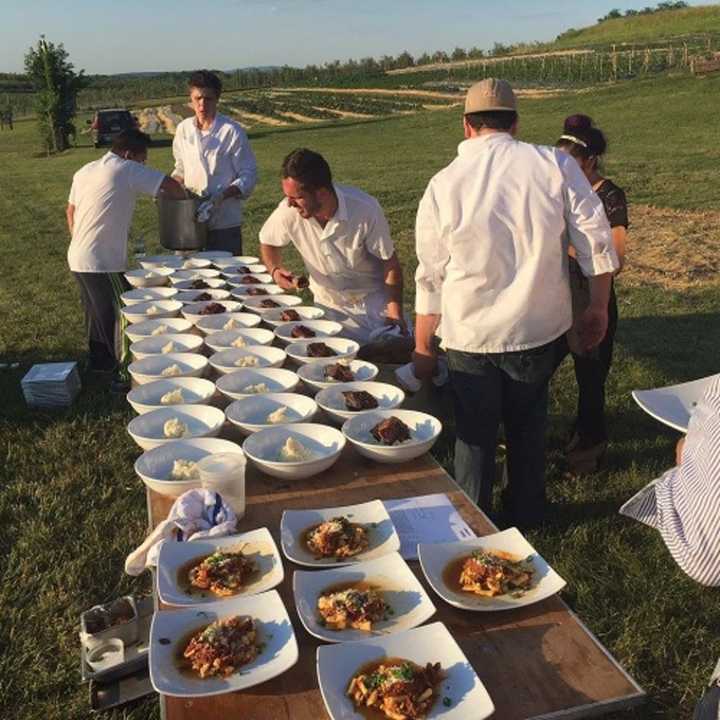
[242,294,303,315]
[315,381,405,425]
[225,393,318,435]
[181,300,244,324]
[175,257,212,269]
[342,409,442,463]
[242,423,345,480]
[138,255,186,270]
[211,255,258,268]
[127,404,225,450]
[174,289,232,304]
[124,318,194,343]
[209,346,287,374]
[128,353,209,385]
[195,312,262,334]
[273,320,343,346]
[262,305,325,328]
[126,377,217,414]
[129,333,204,361]
[169,268,221,284]
[121,287,178,306]
[124,267,174,288]
[204,328,275,353]
[172,277,228,290]
[219,263,266,277]
[121,300,183,324]
[226,273,273,288]
[297,359,379,393]
[285,338,359,365]
[230,284,284,297]
[215,368,301,400]
[193,250,233,259]
[134,437,242,497]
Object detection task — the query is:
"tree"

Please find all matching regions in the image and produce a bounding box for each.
[451,46,468,61]
[24,36,88,153]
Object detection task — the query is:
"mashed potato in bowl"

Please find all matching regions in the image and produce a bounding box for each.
[163,418,189,438]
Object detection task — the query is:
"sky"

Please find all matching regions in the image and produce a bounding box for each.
[1,0,709,75]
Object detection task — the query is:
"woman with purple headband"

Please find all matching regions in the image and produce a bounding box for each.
[557,114,628,474]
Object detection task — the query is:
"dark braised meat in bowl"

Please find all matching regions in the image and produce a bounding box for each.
[280,309,300,321]
[291,324,316,339]
[371,416,411,445]
[190,279,209,289]
[324,363,354,382]
[307,342,337,358]
[260,299,280,308]
[195,292,212,302]
[198,302,226,315]
[246,288,268,296]
[240,276,261,285]
[343,390,378,411]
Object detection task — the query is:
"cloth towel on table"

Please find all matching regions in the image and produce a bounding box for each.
[125,489,237,576]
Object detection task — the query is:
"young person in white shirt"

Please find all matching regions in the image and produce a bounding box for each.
[413,78,619,528]
[259,148,406,345]
[67,129,185,383]
[172,70,257,254]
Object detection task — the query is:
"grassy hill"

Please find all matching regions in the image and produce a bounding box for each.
[554,3,720,48]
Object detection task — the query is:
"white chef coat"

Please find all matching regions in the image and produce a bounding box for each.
[259,183,395,343]
[67,152,164,272]
[415,132,619,353]
[172,113,257,230]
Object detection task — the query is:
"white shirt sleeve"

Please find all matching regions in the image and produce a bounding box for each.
[363,203,395,260]
[127,162,166,197]
[559,152,619,277]
[172,127,184,179]
[68,177,77,204]
[414,180,448,315]
[259,206,292,247]
[228,129,257,199]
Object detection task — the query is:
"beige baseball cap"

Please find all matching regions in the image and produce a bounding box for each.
[464,78,517,114]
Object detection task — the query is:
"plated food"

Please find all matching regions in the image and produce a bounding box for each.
[225,393,318,435]
[242,423,345,480]
[215,368,300,401]
[348,659,442,719]
[209,346,287,374]
[273,320,343,345]
[286,337,360,365]
[129,333,204,361]
[280,499,400,567]
[297,359,379,394]
[127,404,225,450]
[418,528,566,611]
[128,353,209,385]
[149,591,298,697]
[293,553,435,643]
[157,529,284,605]
[315,381,404,425]
[316,622,494,720]
[121,299,183,324]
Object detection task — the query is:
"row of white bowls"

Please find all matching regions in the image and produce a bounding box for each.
[125,253,262,287]
[132,407,442,497]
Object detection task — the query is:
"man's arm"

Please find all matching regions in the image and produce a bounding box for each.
[171,129,184,185]
[157,176,187,200]
[413,313,441,379]
[229,133,258,200]
[260,244,295,291]
[66,203,75,234]
[381,252,406,332]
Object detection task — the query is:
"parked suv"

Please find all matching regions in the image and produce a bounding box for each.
[89,109,138,147]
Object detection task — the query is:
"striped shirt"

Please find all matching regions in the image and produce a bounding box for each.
[620,375,720,586]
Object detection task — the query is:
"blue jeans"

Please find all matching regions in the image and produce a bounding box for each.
[447,339,561,528]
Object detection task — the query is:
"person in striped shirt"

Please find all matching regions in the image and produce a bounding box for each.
[620,375,720,586]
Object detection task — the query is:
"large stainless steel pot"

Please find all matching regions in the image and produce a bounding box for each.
[157,195,208,251]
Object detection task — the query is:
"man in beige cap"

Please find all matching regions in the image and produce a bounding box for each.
[413,78,618,527]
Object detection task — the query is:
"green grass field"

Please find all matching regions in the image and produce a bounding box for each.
[554,4,720,47]
[2,72,720,719]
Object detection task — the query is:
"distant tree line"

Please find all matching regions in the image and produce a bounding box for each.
[596,1,688,24]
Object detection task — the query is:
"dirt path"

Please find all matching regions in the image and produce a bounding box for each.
[227,108,289,127]
[278,86,563,100]
[620,204,720,290]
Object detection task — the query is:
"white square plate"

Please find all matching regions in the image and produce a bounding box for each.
[317,621,494,720]
[149,590,298,697]
[293,552,436,643]
[156,528,284,606]
[418,527,566,611]
[281,500,400,567]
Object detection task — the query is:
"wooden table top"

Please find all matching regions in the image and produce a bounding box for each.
[148,448,644,720]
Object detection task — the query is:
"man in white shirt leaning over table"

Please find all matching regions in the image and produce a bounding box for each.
[172,70,257,254]
[259,148,406,345]
[413,78,619,528]
[67,129,186,387]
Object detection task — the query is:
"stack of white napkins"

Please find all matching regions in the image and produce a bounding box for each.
[21,362,81,408]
